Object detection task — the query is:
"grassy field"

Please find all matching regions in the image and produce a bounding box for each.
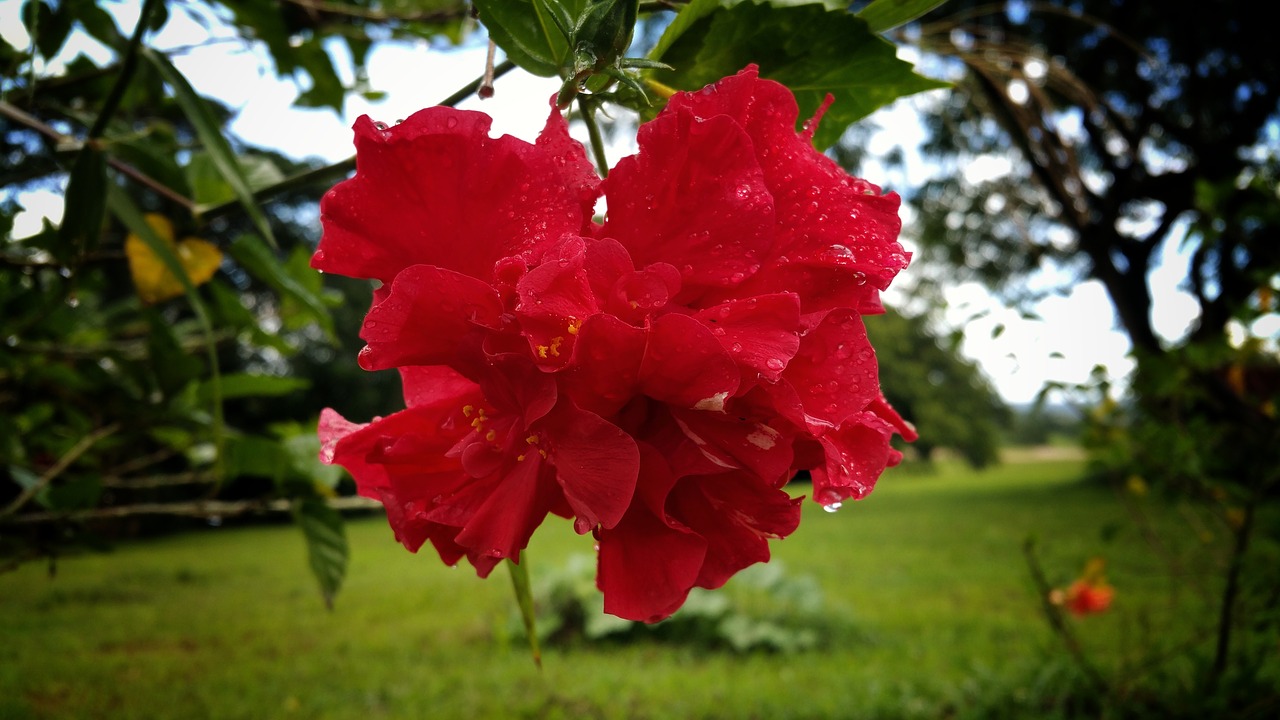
[0,457,1267,719]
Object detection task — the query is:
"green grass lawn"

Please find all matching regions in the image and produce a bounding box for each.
[0,458,1268,719]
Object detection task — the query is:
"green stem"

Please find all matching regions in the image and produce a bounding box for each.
[578,97,610,178]
[89,0,163,139]
[505,553,543,669]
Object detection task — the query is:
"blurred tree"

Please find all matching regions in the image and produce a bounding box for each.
[896,0,1279,700]
[903,0,1278,493]
[866,309,1007,467]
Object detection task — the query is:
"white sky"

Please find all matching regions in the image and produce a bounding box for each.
[1,2,1211,405]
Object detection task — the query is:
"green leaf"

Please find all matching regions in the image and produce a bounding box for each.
[653,0,949,149]
[140,46,278,249]
[186,153,284,207]
[147,312,205,397]
[57,146,108,262]
[292,40,346,112]
[277,427,344,491]
[856,0,948,33]
[474,0,589,77]
[68,0,124,48]
[295,497,348,610]
[9,466,49,509]
[199,373,310,403]
[223,435,292,483]
[226,235,335,339]
[506,553,543,668]
[22,0,72,59]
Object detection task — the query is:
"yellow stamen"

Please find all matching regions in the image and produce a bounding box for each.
[485,429,496,442]
[525,434,540,445]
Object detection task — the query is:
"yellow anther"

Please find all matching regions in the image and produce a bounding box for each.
[549,336,564,357]
[485,429,496,442]
[517,453,526,461]
[525,434,540,445]
[566,318,581,335]
[537,345,549,358]
[538,449,548,459]
[471,417,485,430]
[462,405,474,418]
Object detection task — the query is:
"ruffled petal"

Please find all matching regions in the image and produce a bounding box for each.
[810,411,897,505]
[668,471,803,590]
[545,400,640,532]
[315,107,593,283]
[639,313,740,411]
[560,314,647,417]
[781,308,880,429]
[692,292,802,386]
[597,445,706,622]
[601,107,774,304]
[357,265,503,371]
[666,66,909,315]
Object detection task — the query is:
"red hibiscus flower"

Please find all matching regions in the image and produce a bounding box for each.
[1062,579,1115,616]
[315,65,917,622]
[1051,557,1115,616]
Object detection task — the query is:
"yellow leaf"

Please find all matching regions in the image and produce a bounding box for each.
[125,214,222,304]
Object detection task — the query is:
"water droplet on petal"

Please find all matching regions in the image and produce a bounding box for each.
[765,358,785,371]
[823,502,843,513]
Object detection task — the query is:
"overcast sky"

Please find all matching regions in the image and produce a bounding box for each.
[3,2,1217,405]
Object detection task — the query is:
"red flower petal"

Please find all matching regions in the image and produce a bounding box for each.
[597,445,706,622]
[516,236,597,365]
[544,400,640,532]
[640,313,740,411]
[315,107,593,283]
[810,411,896,505]
[452,455,561,561]
[601,107,774,304]
[357,265,503,371]
[668,471,803,590]
[692,292,802,386]
[666,66,909,315]
[782,308,880,428]
[399,365,482,409]
[559,313,647,417]
[669,406,796,485]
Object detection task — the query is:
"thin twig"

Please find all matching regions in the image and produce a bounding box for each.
[2,496,382,524]
[1,423,122,517]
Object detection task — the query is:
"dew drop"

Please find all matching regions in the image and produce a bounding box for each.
[446,116,458,129]
[765,358,785,371]
[823,502,843,513]
[730,342,743,353]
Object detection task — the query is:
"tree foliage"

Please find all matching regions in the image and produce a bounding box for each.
[904,0,1279,491]
[899,0,1280,702]
[865,309,1007,467]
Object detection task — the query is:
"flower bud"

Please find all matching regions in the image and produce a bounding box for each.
[571,0,638,72]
